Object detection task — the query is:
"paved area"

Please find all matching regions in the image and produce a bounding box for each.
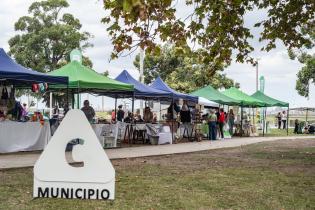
[0,136,314,170]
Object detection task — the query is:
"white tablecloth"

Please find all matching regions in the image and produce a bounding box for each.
[0,121,51,153]
[92,124,118,147]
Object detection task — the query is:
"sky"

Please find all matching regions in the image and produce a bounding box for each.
[0,0,314,110]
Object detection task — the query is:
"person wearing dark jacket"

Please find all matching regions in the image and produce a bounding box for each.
[180,103,191,123]
[117,105,125,122]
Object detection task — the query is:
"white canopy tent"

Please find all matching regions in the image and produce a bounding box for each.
[198,97,219,108]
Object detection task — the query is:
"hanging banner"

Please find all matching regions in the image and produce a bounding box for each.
[33,109,115,200]
[259,76,265,93]
[259,75,266,130]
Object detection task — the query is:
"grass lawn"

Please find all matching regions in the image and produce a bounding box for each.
[259,128,315,137]
[0,139,314,209]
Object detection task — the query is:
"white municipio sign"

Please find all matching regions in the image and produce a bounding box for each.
[33,109,115,200]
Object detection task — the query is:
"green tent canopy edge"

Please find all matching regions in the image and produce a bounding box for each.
[190,85,240,106]
[222,87,267,107]
[47,61,134,92]
[251,90,289,107]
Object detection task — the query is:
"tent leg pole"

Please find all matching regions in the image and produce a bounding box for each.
[132,94,135,114]
[262,108,265,137]
[115,96,117,120]
[287,106,289,135]
[252,108,255,126]
[49,92,53,119]
[76,88,80,109]
[66,85,69,109]
[240,106,243,137]
[72,90,75,109]
[171,98,174,144]
[265,108,267,134]
[159,99,162,122]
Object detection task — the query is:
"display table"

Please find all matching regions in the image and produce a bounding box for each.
[0,121,51,153]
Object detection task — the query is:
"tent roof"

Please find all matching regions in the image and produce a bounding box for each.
[0,48,68,85]
[48,61,133,93]
[251,91,289,107]
[150,76,198,103]
[198,97,219,108]
[190,85,240,105]
[115,70,171,99]
[222,87,266,107]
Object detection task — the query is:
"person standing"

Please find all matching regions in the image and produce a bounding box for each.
[117,105,125,122]
[277,112,282,129]
[208,109,217,140]
[228,109,235,136]
[218,108,225,139]
[81,100,95,122]
[215,108,221,138]
[111,109,116,122]
[144,107,153,123]
[282,110,287,129]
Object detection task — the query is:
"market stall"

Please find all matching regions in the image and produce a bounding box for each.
[0,48,68,153]
[114,70,173,145]
[222,87,267,136]
[48,58,135,148]
[251,90,289,135]
[150,77,199,142]
[48,60,134,109]
[190,85,241,139]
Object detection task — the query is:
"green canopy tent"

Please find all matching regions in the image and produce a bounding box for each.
[190,85,240,106]
[251,90,289,135]
[222,87,267,107]
[222,87,268,137]
[48,61,134,109]
[251,91,289,107]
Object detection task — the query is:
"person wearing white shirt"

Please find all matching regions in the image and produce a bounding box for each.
[282,111,287,129]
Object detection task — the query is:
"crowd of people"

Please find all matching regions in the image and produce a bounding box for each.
[109,104,157,124]
[80,99,315,142]
[207,108,235,140]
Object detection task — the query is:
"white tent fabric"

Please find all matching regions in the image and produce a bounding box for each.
[198,97,219,107]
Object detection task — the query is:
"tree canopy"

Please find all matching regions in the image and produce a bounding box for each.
[9,0,93,72]
[103,0,315,74]
[289,25,315,98]
[133,45,237,93]
[292,52,315,98]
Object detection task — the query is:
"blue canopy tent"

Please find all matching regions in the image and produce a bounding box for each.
[114,70,171,99]
[150,76,198,103]
[106,70,172,119]
[0,48,68,85]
